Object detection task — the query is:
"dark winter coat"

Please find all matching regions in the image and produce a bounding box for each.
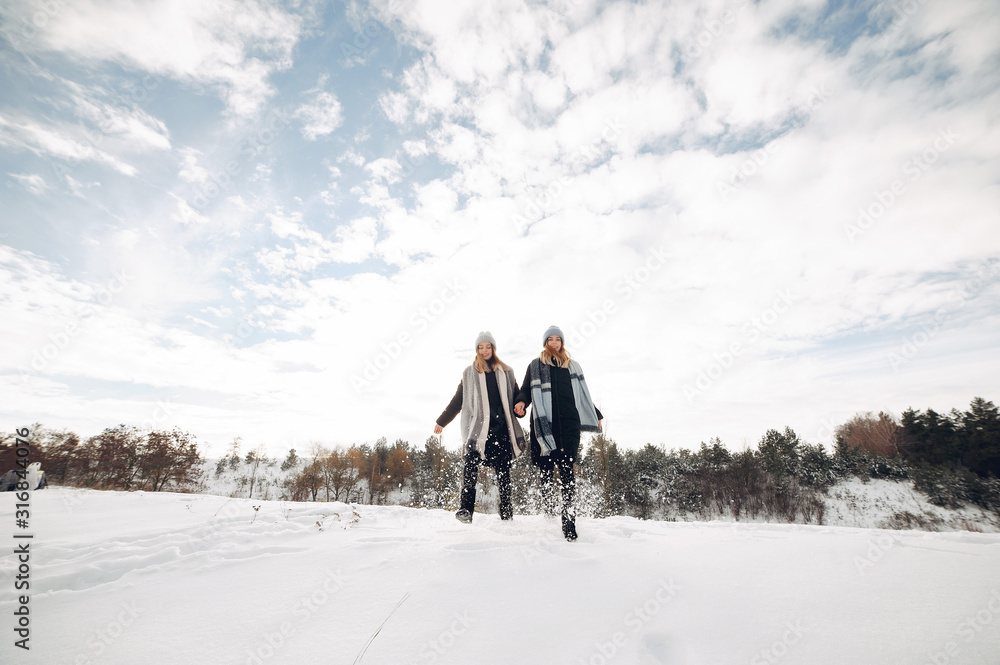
[515,360,603,466]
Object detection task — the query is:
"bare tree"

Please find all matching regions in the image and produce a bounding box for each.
[836,411,902,457]
[141,429,200,491]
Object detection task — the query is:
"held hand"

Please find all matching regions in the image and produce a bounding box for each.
[514,402,525,417]
[433,424,443,434]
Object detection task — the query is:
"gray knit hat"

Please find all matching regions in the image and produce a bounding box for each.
[475,331,496,349]
[542,325,564,346]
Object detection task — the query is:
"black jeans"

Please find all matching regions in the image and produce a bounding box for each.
[459,423,513,519]
[537,448,576,520]
[533,419,579,520]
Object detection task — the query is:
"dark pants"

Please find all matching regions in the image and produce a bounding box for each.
[538,449,577,520]
[459,421,513,519]
[532,419,580,520]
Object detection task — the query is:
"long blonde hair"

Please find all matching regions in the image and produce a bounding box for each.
[540,345,571,369]
[474,346,510,373]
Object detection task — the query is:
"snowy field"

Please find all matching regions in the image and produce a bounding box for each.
[2,488,1000,665]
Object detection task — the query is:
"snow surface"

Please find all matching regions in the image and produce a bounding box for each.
[3,487,1000,665]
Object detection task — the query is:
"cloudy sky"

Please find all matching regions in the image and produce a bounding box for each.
[1,0,998,457]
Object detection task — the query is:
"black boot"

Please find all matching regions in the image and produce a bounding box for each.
[457,449,479,524]
[561,514,577,541]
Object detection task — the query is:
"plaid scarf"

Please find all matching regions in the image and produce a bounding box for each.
[529,357,600,455]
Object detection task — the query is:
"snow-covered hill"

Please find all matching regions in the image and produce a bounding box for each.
[823,478,1000,532]
[3,487,999,665]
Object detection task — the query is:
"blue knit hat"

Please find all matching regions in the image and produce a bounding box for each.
[475,331,496,349]
[542,325,564,346]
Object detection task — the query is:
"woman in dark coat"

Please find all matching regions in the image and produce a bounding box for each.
[435,331,527,523]
[513,325,603,541]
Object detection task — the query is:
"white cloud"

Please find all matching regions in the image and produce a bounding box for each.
[379,91,411,124]
[295,89,344,140]
[365,158,402,184]
[429,123,479,165]
[524,70,568,112]
[63,79,172,152]
[268,209,311,240]
[331,217,378,263]
[0,65,171,179]
[0,113,139,176]
[338,148,367,167]
[170,193,209,226]
[402,140,429,157]
[177,148,209,184]
[1,0,308,116]
[257,209,378,276]
[8,173,47,195]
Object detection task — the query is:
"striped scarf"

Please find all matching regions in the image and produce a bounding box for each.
[459,364,527,459]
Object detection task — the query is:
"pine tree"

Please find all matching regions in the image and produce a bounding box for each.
[281,448,299,471]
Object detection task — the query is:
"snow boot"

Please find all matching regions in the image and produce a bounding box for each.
[561,515,578,541]
[499,500,513,521]
[455,508,473,524]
